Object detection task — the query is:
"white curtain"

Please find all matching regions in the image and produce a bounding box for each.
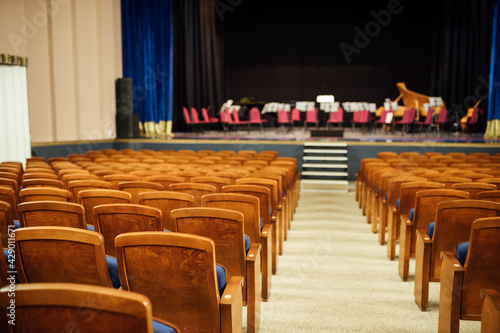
[0,55,31,165]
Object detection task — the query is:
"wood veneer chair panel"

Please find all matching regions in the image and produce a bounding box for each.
[17,201,86,229]
[117,181,163,204]
[19,188,72,203]
[414,200,500,310]
[14,226,112,287]
[139,191,194,231]
[92,203,162,256]
[0,283,180,333]
[115,232,243,332]
[439,218,500,332]
[78,189,132,226]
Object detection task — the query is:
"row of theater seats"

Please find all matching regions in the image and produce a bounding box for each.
[356,151,500,333]
[0,148,300,332]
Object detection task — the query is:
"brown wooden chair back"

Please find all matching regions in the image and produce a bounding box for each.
[0,185,19,220]
[170,207,246,285]
[168,182,217,206]
[21,178,65,189]
[0,201,14,248]
[478,177,500,189]
[166,171,203,182]
[67,179,112,202]
[102,174,141,189]
[14,226,112,287]
[190,176,231,192]
[77,189,132,226]
[60,173,99,188]
[430,200,500,280]
[0,283,179,333]
[451,182,497,199]
[430,176,472,189]
[139,191,194,231]
[438,218,500,331]
[117,181,163,204]
[201,193,261,245]
[206,171,244,185]
[477,190,500,203]
[19,188,72,203]
[17,201,85,229]
[221,184,272,226]
[115,232,242,332]
[92,204,162,256]
[145,175,185,189]
[21,172,59,180]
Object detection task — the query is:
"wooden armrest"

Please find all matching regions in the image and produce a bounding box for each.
[246,243,262,331]
[440,251,464,271]
[247,243,261,263]
[261,224,272,239]
[220,276,244,333]
[400,214,413,226]
[481,289,500,310]
[416,229,432,244]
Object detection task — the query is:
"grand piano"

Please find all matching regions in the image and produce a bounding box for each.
[376,82,445,118]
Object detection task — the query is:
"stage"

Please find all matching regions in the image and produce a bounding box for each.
[31,126,500,182]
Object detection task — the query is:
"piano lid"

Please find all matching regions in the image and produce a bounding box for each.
[396,82,431,109]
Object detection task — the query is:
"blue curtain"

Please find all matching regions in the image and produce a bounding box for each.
[121,0,174,136]
[486,0,500,138]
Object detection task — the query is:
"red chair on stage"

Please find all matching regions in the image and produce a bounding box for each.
[436,108,448,131]
[394,108,415,134]
[291,108,301,126]
[304,108,319,129]
[201,107,219,126]
[249,107,268,131]
[277,109,292,131]
[326,108,344,128]
[414,108,434,133]
[352,110,373,130]
[183,107,195,132]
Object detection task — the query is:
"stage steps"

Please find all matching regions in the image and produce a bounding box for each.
[301,142,349,193]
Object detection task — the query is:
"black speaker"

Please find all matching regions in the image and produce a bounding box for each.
[116,78,134,138]
[310,129,344,138]
[116,113,134,138]
[116,78,133,115]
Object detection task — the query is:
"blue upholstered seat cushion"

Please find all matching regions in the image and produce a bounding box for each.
[86,224,95,231]
[427,222,435,239]
[153,320,178,333]
[3,248,19,284]
[385,192,388,201]
[216,265,226,297]
[244,235,250,254]
[260,218,263,231]
[409,208,415,222]
[13,220,21,229]
[106,256,121,289]
[455,241,469,266]
[396,199,399,209]
[377,186,380,195]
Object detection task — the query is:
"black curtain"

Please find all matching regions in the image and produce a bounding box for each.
[173,0,224,132]
[430,0,495,130]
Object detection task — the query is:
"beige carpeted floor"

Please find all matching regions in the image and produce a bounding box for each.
[246,184,481,332]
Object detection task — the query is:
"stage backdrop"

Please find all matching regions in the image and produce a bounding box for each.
[121,0,174,137]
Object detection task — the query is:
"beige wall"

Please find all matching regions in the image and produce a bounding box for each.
[0,0,122,143]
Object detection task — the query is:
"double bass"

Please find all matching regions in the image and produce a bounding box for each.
[460,99,481,132]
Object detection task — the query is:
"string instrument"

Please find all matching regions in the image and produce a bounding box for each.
[460,99,481,132]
